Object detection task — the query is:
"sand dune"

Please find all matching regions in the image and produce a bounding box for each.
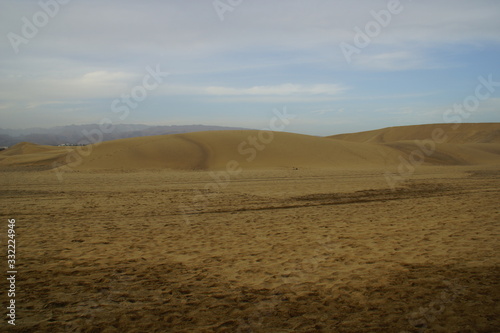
[71,130,401,171]
[1,123,499,171]
[382,141,500,165]
[328,123,500,143]
[329,123,500,167]
[0,142,71,168]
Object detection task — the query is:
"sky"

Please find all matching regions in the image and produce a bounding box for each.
[0,0,499,136]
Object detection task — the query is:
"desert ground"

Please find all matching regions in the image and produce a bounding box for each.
[1,123,499,332]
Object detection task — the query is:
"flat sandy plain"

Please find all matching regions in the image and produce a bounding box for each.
[1,124,499,332]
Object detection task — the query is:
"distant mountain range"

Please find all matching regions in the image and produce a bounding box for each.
[0,124,250,147]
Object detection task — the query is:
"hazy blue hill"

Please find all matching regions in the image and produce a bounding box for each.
[0,124,250,146]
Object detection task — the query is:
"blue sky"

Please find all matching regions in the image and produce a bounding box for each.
[1,0,499,136]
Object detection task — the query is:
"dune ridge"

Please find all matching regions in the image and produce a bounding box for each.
[328,123,500,144]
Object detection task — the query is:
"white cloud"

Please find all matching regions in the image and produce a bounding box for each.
[351,51,429,71]
[159,83,348,96]
[80,71,135,84]
[0,70,138,101]
[309,108,343,115]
